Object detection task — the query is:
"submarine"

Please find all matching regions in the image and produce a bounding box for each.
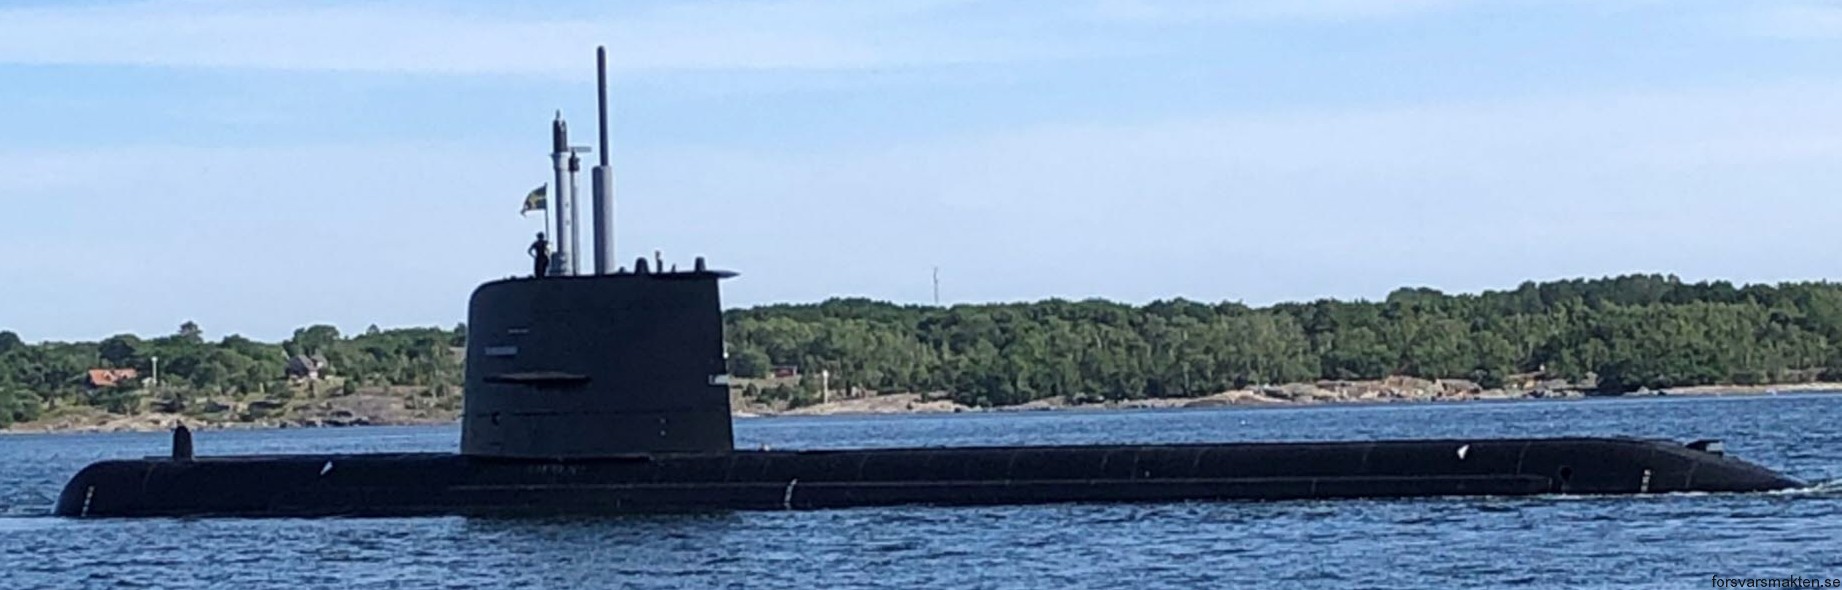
[55,49,1805,518]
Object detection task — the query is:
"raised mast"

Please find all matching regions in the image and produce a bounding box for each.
[591,46,618,275]
[549,112,574,276]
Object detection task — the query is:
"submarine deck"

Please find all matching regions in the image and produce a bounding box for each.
[56,438,1805,518]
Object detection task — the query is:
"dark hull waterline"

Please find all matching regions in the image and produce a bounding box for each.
[55,437,1803,518]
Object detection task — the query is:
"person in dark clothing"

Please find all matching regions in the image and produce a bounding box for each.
[529,232,550,278]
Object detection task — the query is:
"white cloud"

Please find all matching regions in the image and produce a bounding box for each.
[0,0,1090,76]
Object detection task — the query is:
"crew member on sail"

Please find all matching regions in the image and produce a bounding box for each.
[529,232,551,278]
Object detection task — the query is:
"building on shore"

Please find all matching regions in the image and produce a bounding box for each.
[85,368,140,389]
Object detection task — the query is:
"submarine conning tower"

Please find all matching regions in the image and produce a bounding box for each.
[456,46,741,459]
[461,259,737,459]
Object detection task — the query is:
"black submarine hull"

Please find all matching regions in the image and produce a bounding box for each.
[55,437,1803,517]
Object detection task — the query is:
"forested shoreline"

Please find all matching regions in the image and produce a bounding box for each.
[6,274,1842,427]
[724,274,1842,407]
[0,323,466,428]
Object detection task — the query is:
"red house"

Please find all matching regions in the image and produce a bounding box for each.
[86,368,140,389]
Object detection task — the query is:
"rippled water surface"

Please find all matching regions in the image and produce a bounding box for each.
[3,395,1840,589]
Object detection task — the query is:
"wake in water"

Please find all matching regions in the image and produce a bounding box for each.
[1772,479,1842,497]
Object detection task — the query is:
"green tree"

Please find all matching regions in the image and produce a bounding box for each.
[98,334,141,368]
[729,346,772,379]
[0,387,41,427]
[88,382,143,414]
[288,325,342,357]
[177,321,204,344]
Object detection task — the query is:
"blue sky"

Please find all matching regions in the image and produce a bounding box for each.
[3,0,1842,342]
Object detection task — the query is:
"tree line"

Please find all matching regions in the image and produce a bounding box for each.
[0,322,465,427]
[724,274,1842,407]
[6,274,1841,425]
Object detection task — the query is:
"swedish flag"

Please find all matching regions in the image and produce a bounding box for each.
[520,185,547,216]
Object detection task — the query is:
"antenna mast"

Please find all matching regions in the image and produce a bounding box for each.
[933,266,940,305]
[549,112,574,276]
[590,46,618,274]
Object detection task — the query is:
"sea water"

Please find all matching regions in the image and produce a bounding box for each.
[2,395,1838,589]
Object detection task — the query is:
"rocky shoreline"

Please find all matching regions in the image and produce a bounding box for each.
[8,379,1839,434]
[0,412,460,435]
[0,394,459,435]
[740,377,1842,418]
